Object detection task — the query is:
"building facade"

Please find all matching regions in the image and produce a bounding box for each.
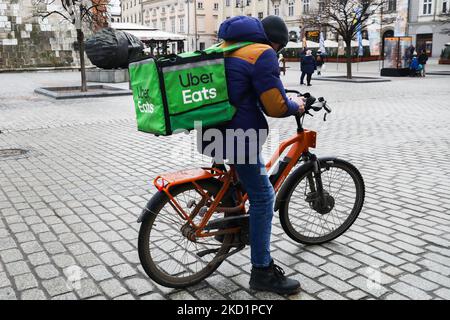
[140,0,220,51]
[219,1,401,45]
[110,0,122,22]
[120,0,450,57]
[121,0,143,24]
[220,0,306,42]
[408,0,450,57]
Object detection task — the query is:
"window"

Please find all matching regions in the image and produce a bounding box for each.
[179,17,185,33]
[226,0,230,6]
[318,1,325,12]
[198,1,203,9]
[444,0,448,13]
[386,0,397,12]
[200,42,206,50]
[423,0,432,15]
[197,16,205,32]
[162,20,166,31]
[288,2,294,16]
[258,12,264,19]
[214,3,219,10]
[171,18,175,33]
[274,4,279,16]
[303,0,310,14]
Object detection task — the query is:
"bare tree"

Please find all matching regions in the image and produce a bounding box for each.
[34,0,110,92]
[304,0,385,79]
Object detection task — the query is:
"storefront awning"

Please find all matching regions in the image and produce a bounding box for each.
[324,39,338,48]
[285,40,320,49]
[111,23,186,41]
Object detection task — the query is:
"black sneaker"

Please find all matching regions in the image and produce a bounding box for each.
[249,260,300,295]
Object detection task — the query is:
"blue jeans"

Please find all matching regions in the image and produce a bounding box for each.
[235,156,275,268]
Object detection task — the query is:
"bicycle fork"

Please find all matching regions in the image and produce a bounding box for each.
[304,153,333,215]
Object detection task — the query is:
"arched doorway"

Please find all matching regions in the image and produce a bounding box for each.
[382,30,394,56]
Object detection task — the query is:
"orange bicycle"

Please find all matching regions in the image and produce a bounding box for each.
[137,90,365,288]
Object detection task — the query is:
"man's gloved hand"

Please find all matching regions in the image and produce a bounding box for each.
[289,95,306,114]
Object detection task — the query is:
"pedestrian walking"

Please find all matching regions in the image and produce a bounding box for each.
[418,49,428,77]
[300,50,316,86]
[315,50,325,76]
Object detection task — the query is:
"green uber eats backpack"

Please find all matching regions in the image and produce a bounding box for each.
[129,42,253,136]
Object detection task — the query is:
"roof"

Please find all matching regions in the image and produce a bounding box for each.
[110,23,186,41]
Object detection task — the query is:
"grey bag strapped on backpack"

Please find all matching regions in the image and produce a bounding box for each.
[85,27,145,69]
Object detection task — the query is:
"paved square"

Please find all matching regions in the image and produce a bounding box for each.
[1,63,450,300]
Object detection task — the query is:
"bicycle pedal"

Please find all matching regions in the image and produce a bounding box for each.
[187,200,196,209]
[198,206,208,217]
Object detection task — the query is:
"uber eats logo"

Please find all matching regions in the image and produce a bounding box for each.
[137,87,155,114]
[179,72,217,104]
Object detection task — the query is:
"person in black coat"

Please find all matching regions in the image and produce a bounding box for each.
[418,50,428,77]
[300,49,316,86]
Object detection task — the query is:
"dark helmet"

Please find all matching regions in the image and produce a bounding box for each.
[261,15,289,48]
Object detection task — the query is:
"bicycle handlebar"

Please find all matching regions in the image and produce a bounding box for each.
[285,89,332,115]
[285,89,332,130]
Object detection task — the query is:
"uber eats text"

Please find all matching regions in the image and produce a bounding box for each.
[179,72,217,104]
[137,87,154,114]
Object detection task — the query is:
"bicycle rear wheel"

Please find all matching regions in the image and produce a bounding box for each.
[138,179,234,288]
[279,159,365,245]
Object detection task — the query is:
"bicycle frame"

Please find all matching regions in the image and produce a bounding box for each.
[151,128,317,239]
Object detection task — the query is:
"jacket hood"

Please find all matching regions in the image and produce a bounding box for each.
[218,16,270,44]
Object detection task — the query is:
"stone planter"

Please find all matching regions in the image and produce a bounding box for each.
[86,68,130,83]
[35,85,132,99]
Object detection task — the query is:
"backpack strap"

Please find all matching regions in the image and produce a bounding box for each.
[204,41,254,54]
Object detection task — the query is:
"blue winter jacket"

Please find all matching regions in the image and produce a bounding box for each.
[410,57,419,70]
[200,16,299,163]
[301,55,317,74]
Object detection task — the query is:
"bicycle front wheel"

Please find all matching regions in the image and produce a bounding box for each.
[279,158,365,245]
[138,179,234,288]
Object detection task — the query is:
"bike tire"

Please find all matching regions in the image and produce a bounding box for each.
[138,179,234,288]
[279,158,365,245]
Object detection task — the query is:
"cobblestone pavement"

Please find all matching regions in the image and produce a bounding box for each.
[1,68,450,300]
